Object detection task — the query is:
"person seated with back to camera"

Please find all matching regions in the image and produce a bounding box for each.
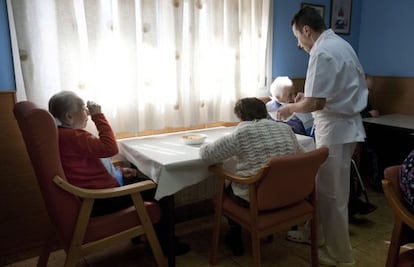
[48,91,190,255]
[199,97,305,256]
[266,76,314,136]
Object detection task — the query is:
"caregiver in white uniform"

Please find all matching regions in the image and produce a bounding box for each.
[277,7,368,266]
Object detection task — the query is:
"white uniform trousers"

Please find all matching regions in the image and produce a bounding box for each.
[316,142,356,262]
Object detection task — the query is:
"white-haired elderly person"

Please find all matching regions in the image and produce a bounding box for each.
[266,76,314,136]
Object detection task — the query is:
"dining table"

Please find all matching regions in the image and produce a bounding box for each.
[362,113,414,130]
[117,125,316,266]
[362,113,414,163]
[118,126,316,200]
[362,113,414,189]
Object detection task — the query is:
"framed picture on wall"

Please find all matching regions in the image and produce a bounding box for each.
[301,3,325,19]
[330,0,352,34]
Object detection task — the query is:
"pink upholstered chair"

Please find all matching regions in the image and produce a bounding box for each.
[13,101,166,267]
[208,147,329,267]
[383,165,414,267]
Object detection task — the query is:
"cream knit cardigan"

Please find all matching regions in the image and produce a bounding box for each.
[200,119,305,201]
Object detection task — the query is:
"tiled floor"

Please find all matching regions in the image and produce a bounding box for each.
[2,188,409,267]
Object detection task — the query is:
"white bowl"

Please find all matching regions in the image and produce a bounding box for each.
[181,134,207,145]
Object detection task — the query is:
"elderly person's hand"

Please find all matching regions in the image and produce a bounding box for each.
[121,167,138,179]
[86,101,102,115]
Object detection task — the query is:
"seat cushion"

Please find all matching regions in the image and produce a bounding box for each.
[222,195,313,231]
[84,201,161,243]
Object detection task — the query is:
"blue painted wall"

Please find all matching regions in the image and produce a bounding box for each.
[0,0,15,90]
[272,0,362,78]
[273,0,414,78]
[359,0,414,77]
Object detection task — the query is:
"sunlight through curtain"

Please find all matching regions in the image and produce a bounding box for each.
[9,0,270,134]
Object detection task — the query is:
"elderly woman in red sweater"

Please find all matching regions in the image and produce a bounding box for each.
[48,91,191,255]
[48,91,144,216]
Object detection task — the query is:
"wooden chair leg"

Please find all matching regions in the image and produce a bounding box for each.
[37,231,55,267]
[251,230,261,267]
[131,194,166,267]
[310,217,318,267]
[210,181,225,265]
[209,204,223,265]
[386,219,404,267]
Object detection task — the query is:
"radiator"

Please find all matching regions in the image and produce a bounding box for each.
[174,175,217,207]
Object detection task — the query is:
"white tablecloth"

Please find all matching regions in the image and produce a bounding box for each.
[118,126,315,200]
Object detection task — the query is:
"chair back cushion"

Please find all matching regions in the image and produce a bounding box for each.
[14,101,81,248]
[256,147,329,211]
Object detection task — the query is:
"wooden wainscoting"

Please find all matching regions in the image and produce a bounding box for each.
[292,77,305,93]
[371,76,414,115]
[0,92,53,265]
[293,76,414,116]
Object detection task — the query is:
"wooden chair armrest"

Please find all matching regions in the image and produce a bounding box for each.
[208,164,267,184]
[53,175,156,199]
[384,165,401,181]
[382,178,414,229]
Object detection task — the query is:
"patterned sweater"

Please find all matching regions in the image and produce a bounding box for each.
[200,119,305,201]
[400,149,414,213]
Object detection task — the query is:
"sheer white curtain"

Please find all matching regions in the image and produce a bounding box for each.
[8,0,271,133]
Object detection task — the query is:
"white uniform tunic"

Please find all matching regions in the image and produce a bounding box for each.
[304,29,368,263]
[305,29,367,146]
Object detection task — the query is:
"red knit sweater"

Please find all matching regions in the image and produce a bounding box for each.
[58,113,119,189]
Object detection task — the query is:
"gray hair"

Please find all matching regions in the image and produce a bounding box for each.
[48,91,84,124]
